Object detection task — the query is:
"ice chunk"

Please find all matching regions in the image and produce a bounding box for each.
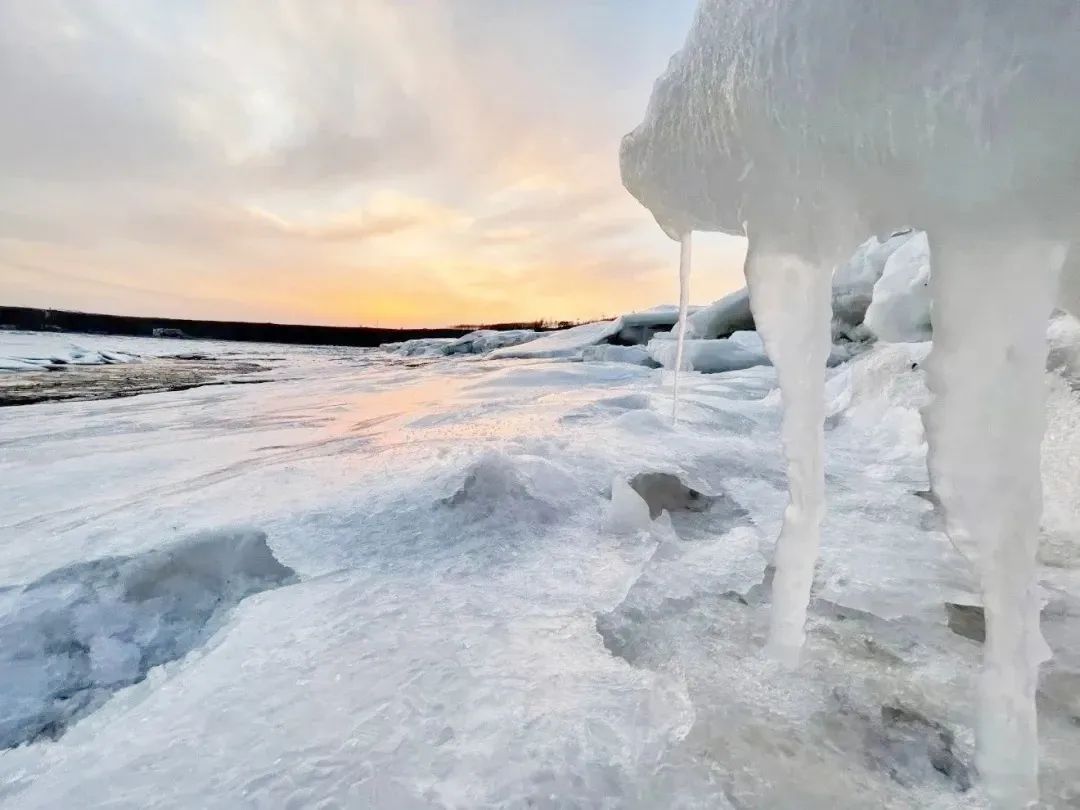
[685,287,754,339]
[615,304,701,345]
[647,335,768,374]
[726,330,764,354]
[488,320,622,360]
[0,529,295,749]
[581,344,655,366]
[381,337,455,357]
[604,477,653,535]
[832,230,917,338]
[864,233,933,343]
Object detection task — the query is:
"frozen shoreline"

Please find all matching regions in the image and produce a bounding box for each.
[1,329,1077,807]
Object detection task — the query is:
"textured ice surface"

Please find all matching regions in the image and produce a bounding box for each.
[0,530,294,749]
[1,332,1078,807]
[0,332,208,372]
[620,1,1080,243]
[0,331,293,372]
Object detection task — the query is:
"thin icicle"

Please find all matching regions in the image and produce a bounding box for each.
[672,231,693,423]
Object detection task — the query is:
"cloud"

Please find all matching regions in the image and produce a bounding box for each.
[0,0,746,326]
[246,193,472,242]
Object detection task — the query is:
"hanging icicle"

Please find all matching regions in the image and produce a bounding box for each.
[672,231,693,423]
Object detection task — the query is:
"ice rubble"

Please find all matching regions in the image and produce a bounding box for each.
[647,333,767,374]
[580,343,655,366]
[0,342,141,372]
[444,329,539,355]
[684,288,754,340]
[389,252,916,373]
[487,307,691,361]
[0,333,253,372]
[0,530,294,749]
[381,329,540,358]
[379,337,456,357]
[621,0,1079,802]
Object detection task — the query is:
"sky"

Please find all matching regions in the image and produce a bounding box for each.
[0,1,747,328]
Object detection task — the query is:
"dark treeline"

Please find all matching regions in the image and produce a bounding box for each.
[451,319,581,331]
[0,306,476,348]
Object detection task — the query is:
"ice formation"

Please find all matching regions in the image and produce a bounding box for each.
[621,0,1079,803]
[647,333,768,375]
[671,233,692,421]
[831,230,917,339]
[3,322,1080,805]
[864,232,933,343]
[0,530,294,748]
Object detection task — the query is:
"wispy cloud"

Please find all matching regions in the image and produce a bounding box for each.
[0,0,746,326]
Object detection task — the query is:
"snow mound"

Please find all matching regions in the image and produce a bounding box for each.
[0,529,295,749]
[864,233,933,343]
[438,449,578,527]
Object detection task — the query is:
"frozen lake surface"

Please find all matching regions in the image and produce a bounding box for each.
[1,331,1077,808]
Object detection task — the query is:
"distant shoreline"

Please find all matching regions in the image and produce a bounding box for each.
[0,306,563,348]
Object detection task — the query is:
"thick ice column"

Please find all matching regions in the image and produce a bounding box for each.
[744,240,833,664]
[672,232,693,423]
[922,235,1064,808]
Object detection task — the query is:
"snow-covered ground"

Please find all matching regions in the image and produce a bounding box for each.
[1,329,1078,808]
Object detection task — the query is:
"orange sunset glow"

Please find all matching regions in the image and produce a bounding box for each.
[0,1,746,326]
